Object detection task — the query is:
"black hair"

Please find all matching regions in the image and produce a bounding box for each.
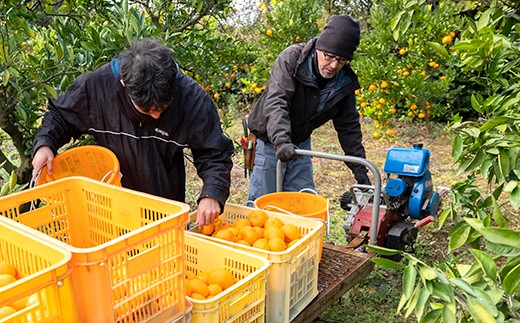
[119,38,178,112]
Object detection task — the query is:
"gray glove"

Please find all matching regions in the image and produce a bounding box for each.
[355,173,371,185]
[276,143,298,162]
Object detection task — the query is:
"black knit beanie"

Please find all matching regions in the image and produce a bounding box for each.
[316,15,360,60]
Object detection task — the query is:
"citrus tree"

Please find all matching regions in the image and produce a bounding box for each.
[354,0,464,139]
[369,2,520,322]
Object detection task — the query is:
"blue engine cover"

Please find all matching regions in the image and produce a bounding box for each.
[384,147,431,177]
[385,178,406,197]
[408,173,434,219]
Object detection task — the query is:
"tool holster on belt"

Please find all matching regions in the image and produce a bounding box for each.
[240,117,256,178]
[241,133,256,178]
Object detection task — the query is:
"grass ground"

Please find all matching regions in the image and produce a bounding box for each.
[184,117,462,322]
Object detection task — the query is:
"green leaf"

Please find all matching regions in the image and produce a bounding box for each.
[432,281,453,303]
[481,227,520,248]
[420,309,441,323]
[366,245,402,256]
[450,278,476,296]
[471,94,482,113]
[2,69,10,86]
[449,222,471,251]
[502,263,520,295]
[511,186,520,210]
[486,241,520,257]
[405,285,421,318]
[466,296,496,323]
[427,41,449,59]
[415,288,431,320]
[442,304,456,323]
[452,136,463,162]
[463,149,486,173]
[473,287,499,317]
[371,257,404,269]
[470,249,497,280]
[464,217,484,232]
[403,264,417,299]
[492,197,508,227]
[419,265,437,281]
[391,11,406,31]
[500,257,520,281]
[44,84,58,99]
[477,9,491,31]
[480,116,514,132]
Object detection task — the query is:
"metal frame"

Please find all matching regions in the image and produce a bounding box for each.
[276,149,382,246]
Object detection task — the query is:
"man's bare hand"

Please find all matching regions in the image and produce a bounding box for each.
[196,197,221,226]
[32,146,55,180]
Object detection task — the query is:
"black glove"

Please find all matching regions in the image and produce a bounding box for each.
[355,172,371,185]
[276,143,298,162]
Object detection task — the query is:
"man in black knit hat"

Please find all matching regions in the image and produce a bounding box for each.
[246,15,370,202]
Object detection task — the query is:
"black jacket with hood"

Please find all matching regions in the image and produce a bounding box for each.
[33,61,234,207]
[248,37,367,176]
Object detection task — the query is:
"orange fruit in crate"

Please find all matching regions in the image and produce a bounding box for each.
[190,293,206,300]
[236,239,250,246]
[248,210,268,227]
[0,274,16,288]
[0,261,16,277]
[185,271,197,280]
[200,223,214,235]
[253,239,270,251]
[228,227,239,239]
[233,218,251,229]
[263,226,285,240]
[268,237,287,252]
[208,283,223,297]
[0,306,16,319]
[239,226,260,246]
[253,226,264,237]
[264,217,284,228]
[185,279,192,296]
[197,272,210,284]
[188,278,209,298]
[208,268,236,290]
[288,239,300,248]
[215,228,236,242]
[281,224,301,242]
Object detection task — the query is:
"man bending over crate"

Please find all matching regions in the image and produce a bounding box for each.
[31,38,234,227]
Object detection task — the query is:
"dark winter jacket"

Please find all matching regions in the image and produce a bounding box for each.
[33,62,234,207]
[248,37,367,176]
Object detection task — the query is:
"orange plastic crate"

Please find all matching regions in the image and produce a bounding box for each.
[0,217,77,322]
[188,204,323,323]
[184,233,269,322]
[0,177,190,323]
[35,145,122,186]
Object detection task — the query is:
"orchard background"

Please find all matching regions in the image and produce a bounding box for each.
[1,0,519,322]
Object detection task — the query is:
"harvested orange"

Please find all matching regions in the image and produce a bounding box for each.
[9,296,29,311]
[264,226,285,240]
[185,279,192,296]
[253,226,264,237]
[248,210,268,227]
[208,268,236,290]
[264,217,284,228]
[268,237,287,252]
[0,274,16,288]
[189,278,209,298]
[0,261,16,277]
[200,223,214,236]
[228,227,239,239]
[0,306,16,319]
[185,271,197,280]
[281,224,301,241]
[239,226,260,246]
[233,218,251,229]
[215,229,236,242]
[197,271,210,284]
[236,239,251,246]
[287,239,300,248]
[208,283,223,297]
[190,293,206,300]
[253,239,270,251]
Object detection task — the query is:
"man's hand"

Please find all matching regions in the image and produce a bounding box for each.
[355,172,371,185]
[276,143,298,162]
[196,197,221,226]
[32,146,55,180]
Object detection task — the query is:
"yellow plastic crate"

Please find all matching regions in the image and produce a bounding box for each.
[0,217,77,323]
[184,233,269,322]
[188,204,323,323]
[0,177,190,323]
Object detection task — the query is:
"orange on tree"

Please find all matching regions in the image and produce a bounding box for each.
[418,112,426,119]
[373,132,381,139]
[399,48,407,55]
[266,29,273,36]
[442,35,452,44]
[380,81,388,88]
[402,71,410,77]
[386,129,395,136]
[368,84,377,91]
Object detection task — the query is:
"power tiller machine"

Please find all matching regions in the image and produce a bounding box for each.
[281,143,441,252]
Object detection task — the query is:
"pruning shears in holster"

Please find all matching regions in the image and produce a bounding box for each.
[240,117,256,178]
